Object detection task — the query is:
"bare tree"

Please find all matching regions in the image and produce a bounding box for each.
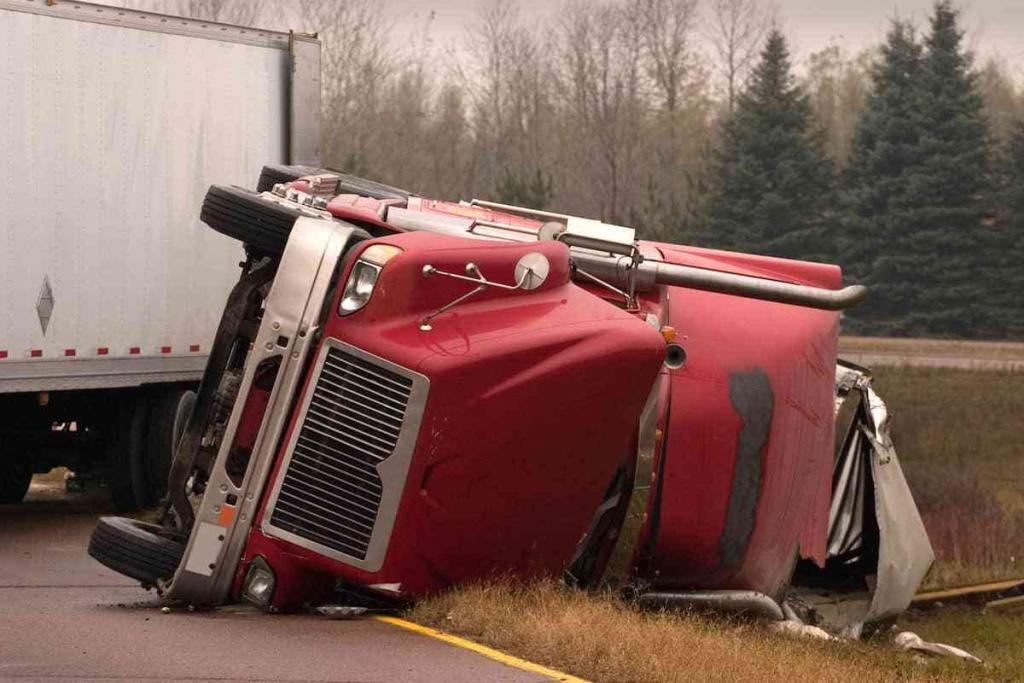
[556,1,647,223]
[804,45,872,167]
[706,0,774,114]
[461,1,557,199]
[978,56,1024,152]
[296,0,396,176]
[636,0,700,113]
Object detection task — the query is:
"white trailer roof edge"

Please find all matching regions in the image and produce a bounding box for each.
[0,0,322,166]
[0,0,297,50]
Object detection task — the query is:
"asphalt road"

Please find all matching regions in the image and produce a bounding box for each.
[0,480,550,683]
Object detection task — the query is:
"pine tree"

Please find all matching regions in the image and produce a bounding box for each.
[991,120,1024,337]
[839,20,924,334]
[897,0,996,337]
[843,3,1000,338]
[494,167,554,210]
[706,31,836,261]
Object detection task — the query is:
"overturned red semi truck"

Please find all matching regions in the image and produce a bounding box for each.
[90,166,932,633]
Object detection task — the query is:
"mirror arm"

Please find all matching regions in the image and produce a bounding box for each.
[418,262,535,331]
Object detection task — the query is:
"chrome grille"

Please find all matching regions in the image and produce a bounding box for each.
[269,347,414,560]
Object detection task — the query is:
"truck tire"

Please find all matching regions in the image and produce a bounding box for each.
[201,185,373,256]
[88,516,185,586]
[144,389,196,506]
[108,398,149,511]
[256,164,410,200]
[0,447,33,504]
[201,185,308,256]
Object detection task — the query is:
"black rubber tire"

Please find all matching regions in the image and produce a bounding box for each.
[0,447,33,504]
[201,184,309,256]
[202,184,373,256]
[108,398,149,512]
[88,516,185,586]
[256,164,410,200]
[143,389,196,507]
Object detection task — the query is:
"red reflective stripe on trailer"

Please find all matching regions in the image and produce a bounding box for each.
[97,347,109,356]
[161,346,172,354]
[129,347,141,355]
[30,349,42,358]
[64,349,76,357]
[189,344,200,353]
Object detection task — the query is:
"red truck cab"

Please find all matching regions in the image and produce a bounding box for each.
[91,168,927,633]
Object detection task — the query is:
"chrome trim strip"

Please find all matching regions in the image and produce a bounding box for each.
[0,355,206,393]
[0,0,295,49]
[167,217,355,606]
[261,339,429,573]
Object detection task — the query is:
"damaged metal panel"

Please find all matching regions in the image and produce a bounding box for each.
[808,363,934,632]
[859,374,934,622]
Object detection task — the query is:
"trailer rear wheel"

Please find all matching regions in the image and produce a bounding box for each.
[0,447,33,504]
[144,389,196,506]
[108,398,149,511]
[88,516,185,586]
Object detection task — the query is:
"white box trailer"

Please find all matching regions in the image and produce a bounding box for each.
[0,0,321,506]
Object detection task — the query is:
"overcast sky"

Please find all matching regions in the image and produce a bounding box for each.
[384,0,1024,73]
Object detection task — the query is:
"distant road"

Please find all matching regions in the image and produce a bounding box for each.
[839,336,1024,371]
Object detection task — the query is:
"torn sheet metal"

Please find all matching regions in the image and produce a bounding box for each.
[808,363,934,632]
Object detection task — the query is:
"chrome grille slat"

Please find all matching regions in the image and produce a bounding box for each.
[281,461,383,514]
[311,383,406,428]
[322,356,414,392]
[270,511,369,556]
[275,489,375,537]
[300,421,391,461]
[289,444,381,488]
[268,346,414,560]
[271,515,369,556]
[305,404,399,449]
[316,372,409,409]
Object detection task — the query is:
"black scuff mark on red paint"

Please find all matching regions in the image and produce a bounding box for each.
[718,369,774,571]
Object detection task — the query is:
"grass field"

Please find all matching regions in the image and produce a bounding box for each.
[840,336,1024,362]
[871,365,1024,587]
[410,581,1024,682]
[409,349,1024,682]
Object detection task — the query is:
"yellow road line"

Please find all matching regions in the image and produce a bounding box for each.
[374,615,591,683]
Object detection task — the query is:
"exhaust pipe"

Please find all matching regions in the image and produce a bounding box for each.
[571,252,867,312]
[651,261,867,311]
[636,589,786,621]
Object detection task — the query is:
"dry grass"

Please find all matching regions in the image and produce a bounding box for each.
[840,336,1024,361]
[407,581,1024,682]
[409,581,929,683]
[871,366,1024,587]
[404,363,1024,682]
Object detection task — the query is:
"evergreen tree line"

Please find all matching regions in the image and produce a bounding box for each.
[708,2,1023,338]
[158,0,1024,339]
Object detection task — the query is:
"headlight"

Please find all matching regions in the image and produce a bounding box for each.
[242,556,276,608]
[339,244,402,315]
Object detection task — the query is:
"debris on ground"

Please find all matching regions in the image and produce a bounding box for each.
[315,605,369,620]
[769,620,837,642]
[894,631,982,663]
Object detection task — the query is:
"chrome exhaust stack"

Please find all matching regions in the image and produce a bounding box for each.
[570,250,867,312]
